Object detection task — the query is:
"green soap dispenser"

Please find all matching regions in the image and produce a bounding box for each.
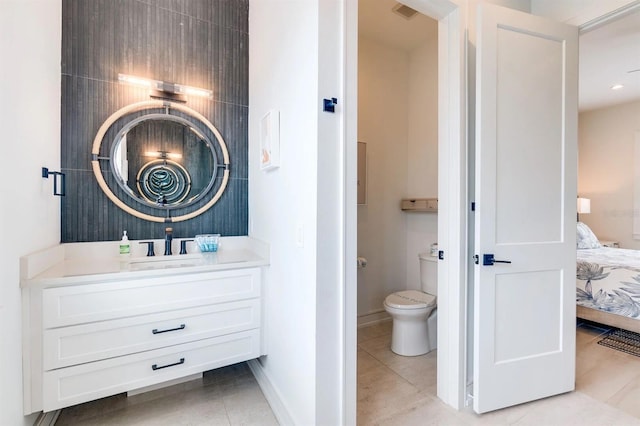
[119,230,131,256]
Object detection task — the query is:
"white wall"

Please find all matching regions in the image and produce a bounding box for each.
[0,1,62,425]
[532,0,640,251]
[248,1,318,420]
[531,0,637,25]
[249,0,352,424]
[578,100,640,249]
[406,33,439,290]
[487,0,531,12]
[249,2,349,422]
[357,37,409,317]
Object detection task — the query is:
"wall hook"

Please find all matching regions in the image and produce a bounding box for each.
[323,97,338,113]
[42,167,66,196]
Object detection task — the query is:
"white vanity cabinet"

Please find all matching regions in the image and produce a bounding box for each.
[22,259,266,414]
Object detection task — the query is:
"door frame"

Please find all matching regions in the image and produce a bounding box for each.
[344,0,468,419]
[345,0,640,422]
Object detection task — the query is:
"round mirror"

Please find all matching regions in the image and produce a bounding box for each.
[136,159,191,205]
[110,114,218,209]
[92,101,230,223]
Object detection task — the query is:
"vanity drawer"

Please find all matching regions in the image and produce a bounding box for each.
[43,268,261,327]
[42,329,261,412]
[43,299,260,370]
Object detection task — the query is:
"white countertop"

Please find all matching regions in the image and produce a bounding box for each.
[21,236,269,288]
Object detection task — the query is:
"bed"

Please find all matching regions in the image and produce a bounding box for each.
[576,222,640,333]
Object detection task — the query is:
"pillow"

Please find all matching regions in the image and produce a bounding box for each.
[577,222,601,249]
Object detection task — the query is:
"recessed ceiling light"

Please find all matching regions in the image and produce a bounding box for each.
[611,84,624,90]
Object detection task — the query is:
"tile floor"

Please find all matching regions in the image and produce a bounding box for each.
[356,319,640,425]
[54,362,278,426]
[54,320,640,425]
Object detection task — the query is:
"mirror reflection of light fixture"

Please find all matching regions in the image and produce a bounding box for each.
[144,150,183,160]
[118,73,213,101]
[577,197,591,221]
[189,126,205,140]
[91,99,230,223]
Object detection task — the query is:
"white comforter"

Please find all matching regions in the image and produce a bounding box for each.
[577,247,640,318]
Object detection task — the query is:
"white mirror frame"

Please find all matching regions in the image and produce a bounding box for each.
[91,100,230,223]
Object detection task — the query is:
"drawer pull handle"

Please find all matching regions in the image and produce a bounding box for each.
[152,357,185,371]
[152,324,186,334]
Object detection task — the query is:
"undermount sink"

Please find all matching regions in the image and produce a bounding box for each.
[127,254,206,271]
[128,254,203,263]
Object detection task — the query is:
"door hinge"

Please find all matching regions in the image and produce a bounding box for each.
[465,384,474,407]
[438,250,444,260]
[473,254,479,265]
[471,201,475,211]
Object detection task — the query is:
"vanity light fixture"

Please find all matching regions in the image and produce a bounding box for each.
[179,86,213,98]
[118,73,213,101]
[611,84,624,90]
[144,150,183,160]
[117,74,154,88]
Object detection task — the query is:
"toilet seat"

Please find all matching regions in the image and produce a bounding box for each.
[384,290,436,310]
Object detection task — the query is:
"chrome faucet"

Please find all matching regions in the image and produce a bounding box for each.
[164,227,173,255]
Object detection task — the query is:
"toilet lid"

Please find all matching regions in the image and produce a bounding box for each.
[385,290,436,309]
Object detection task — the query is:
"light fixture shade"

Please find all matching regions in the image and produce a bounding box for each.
[577,197,591,214]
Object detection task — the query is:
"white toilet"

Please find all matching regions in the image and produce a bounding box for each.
[383,253,437,356]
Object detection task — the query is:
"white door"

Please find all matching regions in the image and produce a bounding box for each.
[473,3,578,414]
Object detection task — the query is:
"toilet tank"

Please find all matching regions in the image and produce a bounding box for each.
[419,253,438,295]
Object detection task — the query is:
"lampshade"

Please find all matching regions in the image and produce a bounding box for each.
[577,198,591,214]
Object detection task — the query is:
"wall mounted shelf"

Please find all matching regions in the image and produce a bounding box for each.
[401,198,438,212]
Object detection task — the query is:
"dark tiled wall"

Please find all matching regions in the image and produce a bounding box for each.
[61,0,248,242]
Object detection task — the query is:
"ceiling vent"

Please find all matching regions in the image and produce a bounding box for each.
[392,3,419,20]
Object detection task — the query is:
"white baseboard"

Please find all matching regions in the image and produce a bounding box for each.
[248,358,295,426]
[357,310,391,328]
